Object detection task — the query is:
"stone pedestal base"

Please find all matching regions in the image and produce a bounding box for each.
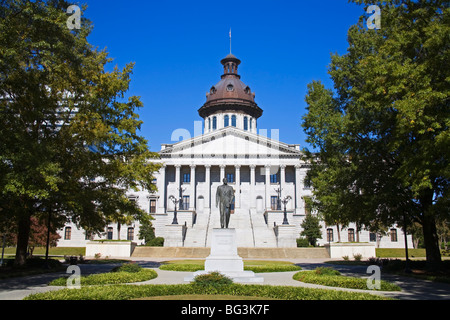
[184,228,263,283]
[274,224,297,248]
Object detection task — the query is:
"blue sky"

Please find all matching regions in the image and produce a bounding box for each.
[81,0,365,152]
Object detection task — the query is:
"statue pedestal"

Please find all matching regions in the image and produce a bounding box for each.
[184,228,264,283]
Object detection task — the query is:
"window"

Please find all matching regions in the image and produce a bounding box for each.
[212,116,217,130]
[327,228,334,242]
[226,173,234,183]
[149,199,157,213]
[369,232,377,242]
[271,196,279,210]
[208,118,211,130]
[64,227,71,240]
[244,117,248,131]
[270,173,278,184]
[348,228,355,242]
[183,173,190,183]
[231,115,236,127]
[224,115,229,127]
[390,229,398,242]
[182,195,190,210]
[107,227,113,240]
[250,118,252,130]
[127,227,134,241]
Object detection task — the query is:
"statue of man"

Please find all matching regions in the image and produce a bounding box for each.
[216,178,235,228]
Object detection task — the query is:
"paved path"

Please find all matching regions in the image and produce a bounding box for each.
[0,258,449,300]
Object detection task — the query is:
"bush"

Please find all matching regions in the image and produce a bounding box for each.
[145,237,164,247]
[314,267,340,276]
[159,264,203,272]
[293,268,401,291]
[296,237,310,247]
[112,263,142,273]
[25,283,393,300]
[193,272,233,287]
[353,253,363,261]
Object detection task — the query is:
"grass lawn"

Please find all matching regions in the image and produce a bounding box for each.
[2,247,85,256]
[376,248,426,258]
[159,260,302,273]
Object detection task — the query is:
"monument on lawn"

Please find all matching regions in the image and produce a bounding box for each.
[216,178,234,228]
[184,179,263,283]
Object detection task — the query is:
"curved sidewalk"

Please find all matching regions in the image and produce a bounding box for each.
[0,259,449,300]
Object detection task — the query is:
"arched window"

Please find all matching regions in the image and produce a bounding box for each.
[212,116,217,130]
[224,115,229,127]
[64,227,72,240]
[250,118,253,130]
[348,228,355,242]
[327,228,334,242]
[127,227,134,241]
[208,118,211,130]
[231,115,236,127]
[244,117,248,131]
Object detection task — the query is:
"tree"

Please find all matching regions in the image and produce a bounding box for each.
[0,0,161,266]
[300,214,322,247]
[302,0,449,270]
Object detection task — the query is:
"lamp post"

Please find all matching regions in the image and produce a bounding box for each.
[169,195,180,225]
[274,187,282,210]
[281,196,292,225]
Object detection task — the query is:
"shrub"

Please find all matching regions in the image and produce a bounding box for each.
[353,253,363,261]
[342,255,349,261]
[145,237,164,247]
[25,283,393,300]
[314,267,340,276]
[293,269,401,291]
[112,263,142,273]
[159,264,203,272]
[296,237,310,247]
[193,272,233,287]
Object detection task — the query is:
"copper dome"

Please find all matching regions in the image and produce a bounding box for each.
[198,54,263,119]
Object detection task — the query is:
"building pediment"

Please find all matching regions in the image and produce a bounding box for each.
[159,127,302,159]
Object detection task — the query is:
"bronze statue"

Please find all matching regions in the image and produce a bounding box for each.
[215,178,235,228]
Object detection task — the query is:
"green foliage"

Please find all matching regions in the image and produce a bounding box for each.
[294,268,401,291]
[296,237,310,247]
[25,283,392,300]
[301,0,449,267]
[159,264,203,272]
[49,266,156,286]
[111,262,142,273]
[314,267,341,276]
[192,272,233,287]
[0,0,161,265]
[300,214,322,246]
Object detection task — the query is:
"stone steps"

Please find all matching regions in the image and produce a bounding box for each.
[132,246,330,259]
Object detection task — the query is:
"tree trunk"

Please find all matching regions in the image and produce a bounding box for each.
[14,214,31,267]
[422,212,442,271]
[336,224,341,242]
[420,191,442,271]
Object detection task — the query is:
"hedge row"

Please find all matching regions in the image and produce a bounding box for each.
[25,283,391,300]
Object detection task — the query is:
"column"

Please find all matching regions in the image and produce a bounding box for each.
[295,164,302,214]
[265,164,271,209]
[280,165,286,189]
[220,164,226,182]
[175,164,181,201]
[250,165,256,209]
[189,164,196,210]
[157,165,166,212]
[235,165,241,208]
[205,165,211,212]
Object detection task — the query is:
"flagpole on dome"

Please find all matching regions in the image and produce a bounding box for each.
[229,28,232,54]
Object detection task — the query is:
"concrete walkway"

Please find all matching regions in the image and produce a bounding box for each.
[0,258,449,300]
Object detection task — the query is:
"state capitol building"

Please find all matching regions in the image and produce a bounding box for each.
[58,53,412,250]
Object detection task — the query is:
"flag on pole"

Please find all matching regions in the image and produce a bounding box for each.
[229,28,232,39]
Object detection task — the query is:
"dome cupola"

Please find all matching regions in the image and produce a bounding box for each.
[199,54,263,134]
